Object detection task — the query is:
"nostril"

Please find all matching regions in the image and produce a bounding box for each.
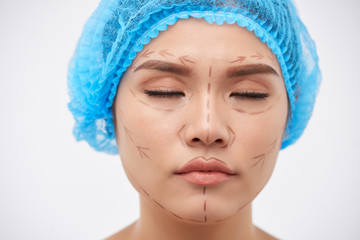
[215,139,223,144]
[192,138,201,142]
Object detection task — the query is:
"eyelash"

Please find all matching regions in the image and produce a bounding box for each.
[144,90,185,98]
[230,91,269,99]
[144,90,269,99]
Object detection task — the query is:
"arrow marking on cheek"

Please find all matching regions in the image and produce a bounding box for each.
[252,154,265,168]
[125,166,186,221]
[137,146,151,160]
[209,66,212,77]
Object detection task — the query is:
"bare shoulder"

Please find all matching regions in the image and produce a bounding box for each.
[104,222,137,240]
[254,226,279,240]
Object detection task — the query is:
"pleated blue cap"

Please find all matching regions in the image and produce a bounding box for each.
[68,0,321,154]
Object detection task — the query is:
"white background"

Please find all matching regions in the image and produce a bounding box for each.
[0,0,359,239]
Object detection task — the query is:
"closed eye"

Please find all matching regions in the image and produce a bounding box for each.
[230,91,269,99]
[144,90,185,98]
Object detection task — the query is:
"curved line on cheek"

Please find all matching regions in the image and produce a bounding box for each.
[214,186,266,223]
[177,124,186,147]
[124,165,186,221]
[267,138,278,155]
[117,105,152,160]
[251,138,279,169]
[226,126,236,148]
[230,95,281,115]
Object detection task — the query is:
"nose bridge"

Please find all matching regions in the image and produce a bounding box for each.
[184,82,229,147]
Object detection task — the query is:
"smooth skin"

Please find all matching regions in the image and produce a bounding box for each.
[108,18,288,240]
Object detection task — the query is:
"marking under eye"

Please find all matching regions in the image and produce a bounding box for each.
[209,66,212,77]
[129,89,180,112]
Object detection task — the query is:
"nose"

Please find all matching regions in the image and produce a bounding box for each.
[182,92,231,148]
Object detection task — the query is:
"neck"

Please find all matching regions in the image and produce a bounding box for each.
[132,195,256,240]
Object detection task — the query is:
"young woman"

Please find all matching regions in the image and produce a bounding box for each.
[68,1,321,239]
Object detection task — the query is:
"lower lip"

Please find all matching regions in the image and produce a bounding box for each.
[176,172,234,186]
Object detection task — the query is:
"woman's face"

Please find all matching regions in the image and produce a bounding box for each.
[113,18,288,223]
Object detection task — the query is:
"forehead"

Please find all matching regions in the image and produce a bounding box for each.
[139,18,276,64]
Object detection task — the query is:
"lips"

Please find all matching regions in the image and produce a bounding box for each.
[175,157,237,186]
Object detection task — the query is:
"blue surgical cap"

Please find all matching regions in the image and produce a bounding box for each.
[68,0,321,154]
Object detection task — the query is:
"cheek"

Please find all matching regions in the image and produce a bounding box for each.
[230,94,288,176]
[115,89,182,177]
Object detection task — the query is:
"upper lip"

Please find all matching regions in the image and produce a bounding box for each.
[175,157,236,175]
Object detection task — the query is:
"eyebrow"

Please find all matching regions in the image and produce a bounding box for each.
[134,60,192,77]
[226,64,279,78]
